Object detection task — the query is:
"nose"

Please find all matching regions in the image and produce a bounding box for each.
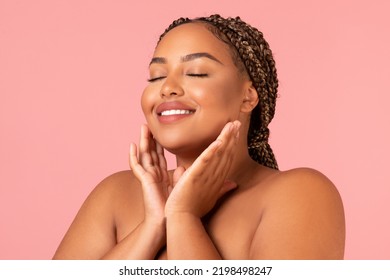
[160,76,184,98]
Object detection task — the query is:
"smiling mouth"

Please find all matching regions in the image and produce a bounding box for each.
[159,109,195,116]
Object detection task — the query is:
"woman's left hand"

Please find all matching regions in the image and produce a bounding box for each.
[165,121,241,218]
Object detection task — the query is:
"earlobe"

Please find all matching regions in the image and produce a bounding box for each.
[241,82,259,113]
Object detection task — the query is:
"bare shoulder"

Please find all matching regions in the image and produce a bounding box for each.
[249,167,346,259]
[92,170,140,195]
[77,170,143,219]
[53,170,142,259]
[262,167,342,201]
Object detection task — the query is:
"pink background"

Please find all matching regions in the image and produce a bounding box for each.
[1,0,389,259]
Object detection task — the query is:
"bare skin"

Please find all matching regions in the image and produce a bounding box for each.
[53,23,345,260]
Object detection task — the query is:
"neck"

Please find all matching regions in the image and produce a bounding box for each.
[174,125,261,188]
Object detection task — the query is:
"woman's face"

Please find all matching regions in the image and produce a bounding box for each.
[141,23,251,156]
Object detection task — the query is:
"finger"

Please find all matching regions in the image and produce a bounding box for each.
[218,180,238,197]
[220,121,240,148]
[129,142,147,179]
[210,122,236,160]
[213,121,241,176]
[130,142,166,199]
[185,123,231,177]
[139,124,153,167]
[129,142,139,169]
[139,124,149,152]
[156,141,167,170]
[213,142,236,181]
[201,122,233,160]
[155,141,171,197]
[233,120,241,143]
[194,139,222,167]
[216,121,234,143]
[149,137,159,167]
[194,122,233,172]
[187,123,239,187]
[180,121,236,180]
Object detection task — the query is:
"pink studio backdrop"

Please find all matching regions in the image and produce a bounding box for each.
[1,0,389,259]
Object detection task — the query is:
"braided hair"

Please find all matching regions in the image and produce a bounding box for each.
[158,14,279,170]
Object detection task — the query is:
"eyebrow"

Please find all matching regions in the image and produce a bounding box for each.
[149,52,223,65]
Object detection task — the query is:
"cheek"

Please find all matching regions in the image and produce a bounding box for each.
[140,87,153,116]
[198,80,242,112]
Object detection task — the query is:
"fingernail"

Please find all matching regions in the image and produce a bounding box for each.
[229,122,234,131]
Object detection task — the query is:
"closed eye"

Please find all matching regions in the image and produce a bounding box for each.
[187,73,208,78]
[147,76,166,82]
[148,73,208,82]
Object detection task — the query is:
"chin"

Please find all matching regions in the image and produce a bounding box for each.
[149,117,227,154]
[157,132,215,158]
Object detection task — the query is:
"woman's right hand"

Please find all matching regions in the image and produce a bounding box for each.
[54,125,171,260]
[129,124,171,227]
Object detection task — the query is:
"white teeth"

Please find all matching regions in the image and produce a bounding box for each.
[160,110,193,116]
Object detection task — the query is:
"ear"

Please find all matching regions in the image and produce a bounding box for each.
[240,81,259,113]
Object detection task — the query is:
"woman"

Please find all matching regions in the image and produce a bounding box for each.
[53,14,345,259]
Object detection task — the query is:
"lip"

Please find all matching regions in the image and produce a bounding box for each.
[155,101,196,124]
[155,101,196,115]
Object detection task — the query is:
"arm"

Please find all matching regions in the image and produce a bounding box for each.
[165,121,240,259]
[52,171,165,260]
[101,215,166,260]
[166,213,221,259]
[103,130,173,259]
[249,168,345,259]
[54,124,171,259]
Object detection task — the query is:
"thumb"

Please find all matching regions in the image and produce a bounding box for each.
[219,179,238,196]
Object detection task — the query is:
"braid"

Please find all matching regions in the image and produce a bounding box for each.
[159,15,279,170]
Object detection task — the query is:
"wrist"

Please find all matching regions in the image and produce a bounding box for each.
[165,211,200,223]
[143,215,166,228]
[141,218,166,247]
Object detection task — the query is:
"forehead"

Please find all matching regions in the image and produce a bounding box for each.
[154,23,233,63]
